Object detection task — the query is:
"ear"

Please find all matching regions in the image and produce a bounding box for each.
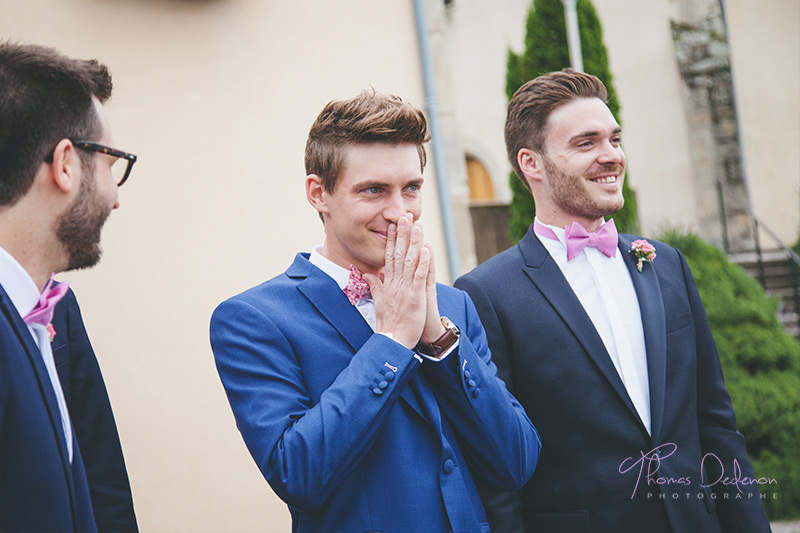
[48,139,82,194]
[517,148,544,189]
[305,174,329,214]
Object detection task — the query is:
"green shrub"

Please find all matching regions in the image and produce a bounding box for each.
[661,230,800,520]
[506,0,638,242]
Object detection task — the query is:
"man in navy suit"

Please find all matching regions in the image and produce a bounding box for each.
[210,90,540,532]
[0,42,137,531]
[455,69,770,533]
[52,289,138,532]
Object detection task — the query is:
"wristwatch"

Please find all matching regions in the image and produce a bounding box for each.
[417,316,460,358]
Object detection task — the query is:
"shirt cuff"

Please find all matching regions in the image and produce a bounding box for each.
[417,339,459,362]
[377,331,424,363]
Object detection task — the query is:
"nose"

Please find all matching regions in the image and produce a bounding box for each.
[598,140,624,166]
[382,191,407,222]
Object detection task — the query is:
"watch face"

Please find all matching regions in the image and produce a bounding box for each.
[441,316,459,334]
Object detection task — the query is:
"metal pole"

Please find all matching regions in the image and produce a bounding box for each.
[562,0,584,72]
[413,0,461,280]
[717,179,730,253]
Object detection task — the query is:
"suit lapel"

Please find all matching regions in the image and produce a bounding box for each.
[518,230,643,424]
[0,285,77,510]
[288,254,431,424]
[618,236,667,442]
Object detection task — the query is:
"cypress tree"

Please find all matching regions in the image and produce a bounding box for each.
[506,0,638,241]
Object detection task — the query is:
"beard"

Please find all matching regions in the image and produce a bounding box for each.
[55,158,114,272]
[543,154,625,221]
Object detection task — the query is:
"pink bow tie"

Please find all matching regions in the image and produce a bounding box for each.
[343,265,371,305]
[23,274,70,326]
[534,219,618,261]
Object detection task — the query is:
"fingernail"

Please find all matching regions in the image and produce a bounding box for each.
[388,224,396,234]
[412,226,421,236]
[398,217,407,228]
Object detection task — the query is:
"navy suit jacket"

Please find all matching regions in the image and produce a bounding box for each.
[0,283,96,533]
[210,253,540,533]
[52,289,138,532]
[454,227,771,533]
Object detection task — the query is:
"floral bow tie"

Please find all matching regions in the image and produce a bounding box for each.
[343,265,371,305]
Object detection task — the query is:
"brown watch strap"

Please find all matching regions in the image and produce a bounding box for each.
[418,317,460,357]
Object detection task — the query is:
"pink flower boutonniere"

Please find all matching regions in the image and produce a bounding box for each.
[45,323,57,342]
[629,239,656,272]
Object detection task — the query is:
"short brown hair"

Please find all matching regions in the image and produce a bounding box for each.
[0,41,112,206]
[305,89,430,193]
[505,68,607,188]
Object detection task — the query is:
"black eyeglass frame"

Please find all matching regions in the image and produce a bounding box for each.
[73,141,137,187]
[44,140,137,187]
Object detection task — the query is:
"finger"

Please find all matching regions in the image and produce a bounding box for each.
[363,273,383,309]
[424,242,437,294]
[414,244,431,289]
[393,213,412,275]
[383,222,397,282]
[402,222,423,283]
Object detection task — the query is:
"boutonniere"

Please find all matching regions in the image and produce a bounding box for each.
[629,239,656,272]
[45,323,57,342]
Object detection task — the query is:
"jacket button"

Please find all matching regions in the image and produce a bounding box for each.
[384,370,395,381]
[443,459,455,474]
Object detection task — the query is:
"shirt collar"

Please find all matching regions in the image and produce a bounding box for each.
[309,246,351,291]
[0,245,41,319]
[534,217,567,247]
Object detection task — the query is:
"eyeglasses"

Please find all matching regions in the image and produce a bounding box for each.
[73,141,137,187]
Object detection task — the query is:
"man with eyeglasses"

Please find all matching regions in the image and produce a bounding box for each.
[0,41,138,532]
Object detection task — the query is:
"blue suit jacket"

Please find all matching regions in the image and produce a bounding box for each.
[454,227,771,533]
[52,289,138,532]
[0,283,96,533]
[210,253,540,533]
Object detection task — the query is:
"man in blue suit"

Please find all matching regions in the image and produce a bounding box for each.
[0,42,137,531]
[210,90,540,532]
[455,69,770,532]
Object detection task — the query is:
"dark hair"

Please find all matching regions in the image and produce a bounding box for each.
[0,41,112,206]
[305,89,430,193]
[505,68,607,188]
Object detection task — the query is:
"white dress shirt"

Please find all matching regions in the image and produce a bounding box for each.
[534,218,651,434]
[0,245,74,461]
[309,247,456,362]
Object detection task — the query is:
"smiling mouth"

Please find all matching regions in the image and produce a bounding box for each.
[590,175,617,184]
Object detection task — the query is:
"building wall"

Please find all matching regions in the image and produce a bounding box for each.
[1,1,441,531]
[725,0,800,246]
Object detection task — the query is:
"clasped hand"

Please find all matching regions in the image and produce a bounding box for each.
[363,213,446,350]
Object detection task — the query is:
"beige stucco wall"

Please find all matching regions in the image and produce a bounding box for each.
[725,0,800,245]
[1,1,442,531]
